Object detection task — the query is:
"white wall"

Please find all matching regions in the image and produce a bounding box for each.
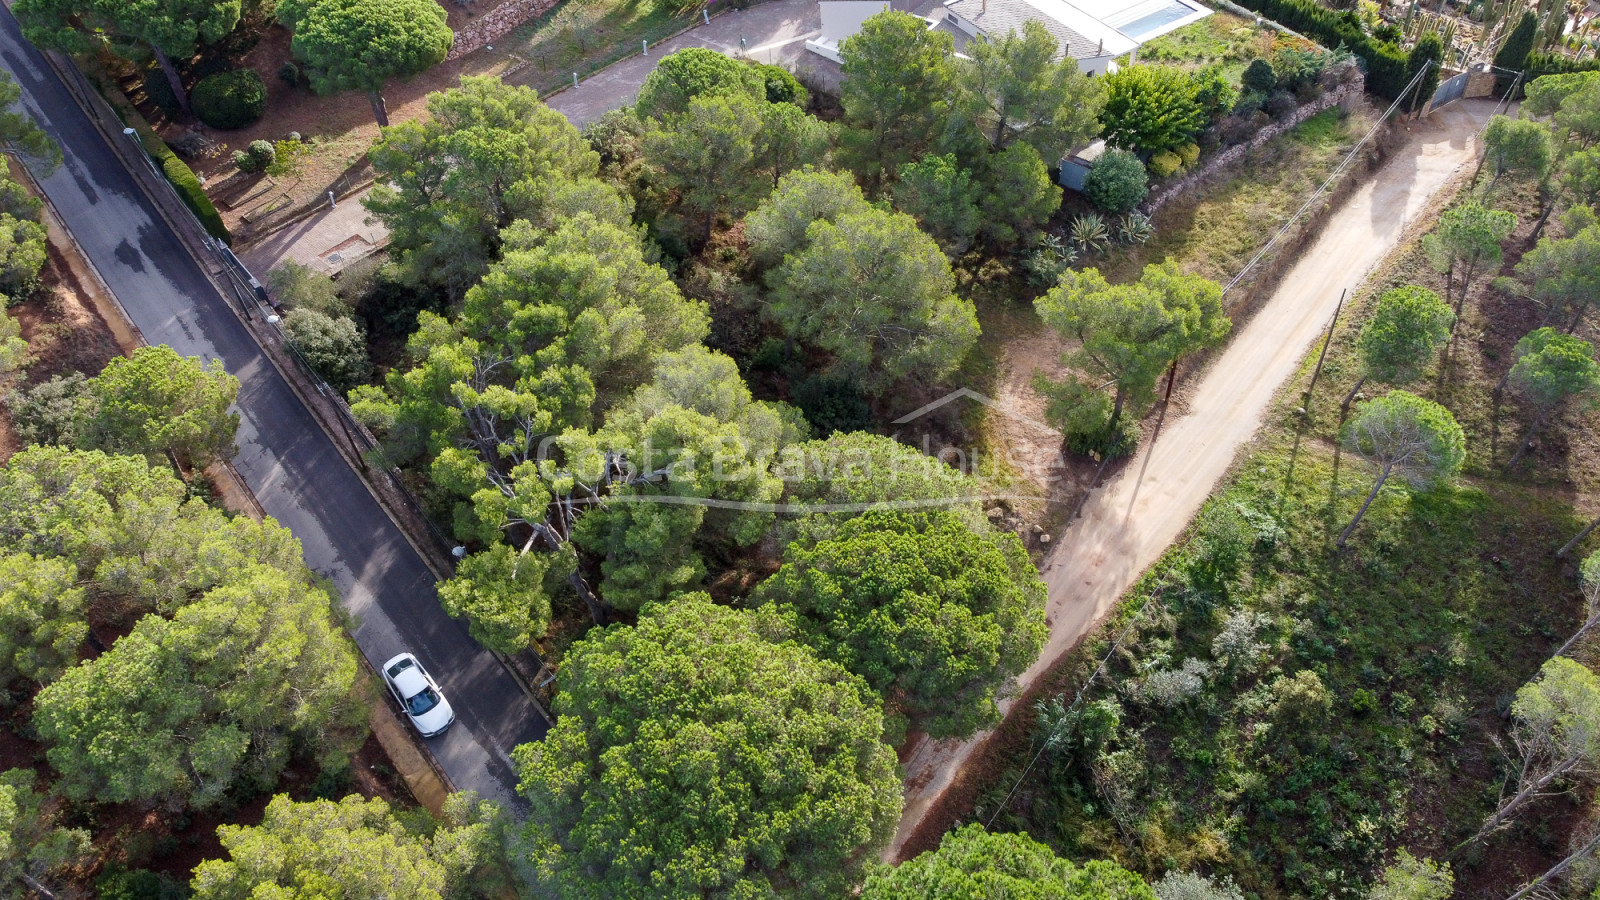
[819,1,896,40]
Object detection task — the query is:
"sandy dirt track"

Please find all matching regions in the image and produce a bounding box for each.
[888,98,1501,860]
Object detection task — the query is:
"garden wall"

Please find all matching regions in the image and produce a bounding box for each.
[1139,69,1366,219]
[446,0,562,61]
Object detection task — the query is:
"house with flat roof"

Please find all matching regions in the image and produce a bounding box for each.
[806,0,1211,74]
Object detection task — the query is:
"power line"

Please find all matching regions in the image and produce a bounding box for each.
[1222,60,1438,298]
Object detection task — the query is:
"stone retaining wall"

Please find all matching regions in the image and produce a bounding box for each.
[1140,70,1367,218]
[446,0,561,61]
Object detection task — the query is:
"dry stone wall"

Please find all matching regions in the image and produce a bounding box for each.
[446,0,561,61]
[1139,70,1366,217]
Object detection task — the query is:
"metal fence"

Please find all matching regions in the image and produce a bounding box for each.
[1429,70,1470,112]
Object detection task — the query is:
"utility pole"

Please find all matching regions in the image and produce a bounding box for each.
[1305,288,1348,405]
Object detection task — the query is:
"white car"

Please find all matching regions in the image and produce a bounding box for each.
[382,652,455,738]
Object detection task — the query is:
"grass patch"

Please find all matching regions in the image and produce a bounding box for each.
[1139,11,1272,79]
[1097,105,1376,286]
[502,0,700,96]
[1138,12,1314,84]
[975,169,1600,898]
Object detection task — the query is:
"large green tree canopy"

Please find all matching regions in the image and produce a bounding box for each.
[634,47,766,120]
[34,564,362,807]
[861,825,1156,899]
[16,0,238,112]
[288,0,453,127]
[838,10,958,186]
[764,204,979,394]
[191,793,500,900]
[753,509,1047,738]
[0,448,363,808]
[513,595,902,900]
[78,344,240,464]
[365,77,604,298]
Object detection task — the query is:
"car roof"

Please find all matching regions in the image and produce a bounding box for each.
[391,665,430,698]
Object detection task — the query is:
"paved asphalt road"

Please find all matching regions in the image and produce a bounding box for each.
[0,7,544,809]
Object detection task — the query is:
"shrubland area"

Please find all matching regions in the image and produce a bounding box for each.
[0,0,1599,894]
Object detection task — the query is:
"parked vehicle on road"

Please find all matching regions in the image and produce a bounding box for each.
[382,652,455,737]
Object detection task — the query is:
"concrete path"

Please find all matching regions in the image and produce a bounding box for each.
[545,0,833,127]
[239,192,386,278]
[0,5,545,809]
[888,99,1500,860]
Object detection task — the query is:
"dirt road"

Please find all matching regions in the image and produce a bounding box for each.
[887,98,1499,859]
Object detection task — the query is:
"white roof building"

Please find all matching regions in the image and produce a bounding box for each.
[807,0,1211,75]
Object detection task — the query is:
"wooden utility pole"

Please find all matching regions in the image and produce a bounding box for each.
[1305,288,1347,405]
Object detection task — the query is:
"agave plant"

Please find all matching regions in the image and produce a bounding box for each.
[1118,212,1155,245]
[1069,213,1110,255]
[1021,233,1078,286]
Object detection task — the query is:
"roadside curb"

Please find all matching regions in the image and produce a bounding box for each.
[34,51,557,735]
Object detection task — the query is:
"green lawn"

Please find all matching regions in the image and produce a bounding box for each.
[1137,11,1284,83]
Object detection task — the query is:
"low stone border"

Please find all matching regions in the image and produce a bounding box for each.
[1140,70,1367,218]
[447,0,561,61]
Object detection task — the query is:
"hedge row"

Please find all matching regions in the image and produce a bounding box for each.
[137,129,231,245]
[1227,0,1413,99]
[1525,52,1600,79]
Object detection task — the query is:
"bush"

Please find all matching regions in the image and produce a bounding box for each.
[1226,0,1410,99]
[97,865,191,900]
[6,372,88,446]
[1242,58,1278,94]
[1175,142,1200,168]
[752,61,806,106]
[283,308,372,392]
[1265,90,1298,119]
[192,69,267,130]
[232,139,276,174]
[278,61,304,87]
[1149,151,1182,178]
[1082,149,1148,214]
[159,150,230,242]
[267,260,345,315]
[141,67,180,113]
[1101,65,1208,154]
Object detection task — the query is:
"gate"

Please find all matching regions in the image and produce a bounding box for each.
[1428,70,1470,113]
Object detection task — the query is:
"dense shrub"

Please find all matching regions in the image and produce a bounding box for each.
[1082,148,1148,214]
[1175,142,1200,168]
[235,139,276,174]
[1226,0,1409,99]
[139,130,230,243]
[192,69,267,130]
[1242,58,1277,94]
[267,261,345,315]
[284,308,372,392]
[1265,90,1298,119]
[1100,65,1207,154]
[1523,51,1600,80]
[1149,151,1182,178]
[278,61,305,87]
[752,61,806,106]
[6,373,88,446]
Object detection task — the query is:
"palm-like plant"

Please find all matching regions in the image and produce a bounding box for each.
[1118,212,1154,245]
[1070,212,1110,254]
